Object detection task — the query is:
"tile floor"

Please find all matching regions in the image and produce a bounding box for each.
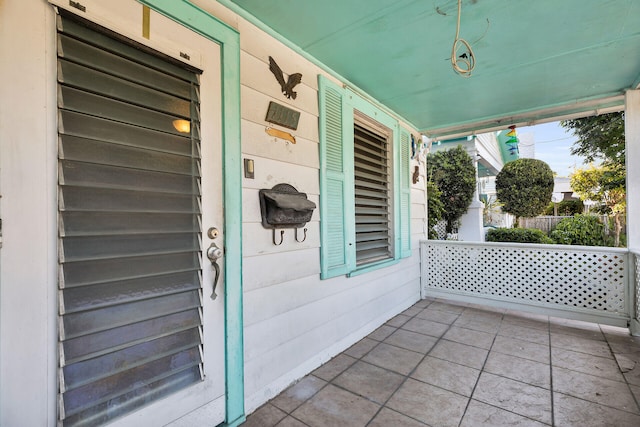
[240,298,640,427]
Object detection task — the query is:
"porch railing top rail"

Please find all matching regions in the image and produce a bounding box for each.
[421,238,630,254]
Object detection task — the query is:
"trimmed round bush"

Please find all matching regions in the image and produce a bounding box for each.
[496,159,554,219]
[486,227,554,244]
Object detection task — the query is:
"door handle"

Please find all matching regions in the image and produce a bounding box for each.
[207,242,223,300]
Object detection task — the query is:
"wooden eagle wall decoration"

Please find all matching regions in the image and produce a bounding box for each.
[269,56,302,100]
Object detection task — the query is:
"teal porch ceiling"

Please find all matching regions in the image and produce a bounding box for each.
[228,0,640,137]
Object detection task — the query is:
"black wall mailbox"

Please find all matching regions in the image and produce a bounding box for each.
[259,184,316,228]
[259,184,316,245]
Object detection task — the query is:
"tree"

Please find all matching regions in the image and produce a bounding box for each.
[561,112,625,166]
[562,112,626,246]
[495,158,554,222]
[570,164,626,246]
[427,145,476,233]
[427,180,445,239]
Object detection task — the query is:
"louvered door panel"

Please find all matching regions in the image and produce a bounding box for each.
[57,13,203,427]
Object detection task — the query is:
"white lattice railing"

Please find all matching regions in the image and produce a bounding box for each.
[421,240,632,327]
[632,251,640,334]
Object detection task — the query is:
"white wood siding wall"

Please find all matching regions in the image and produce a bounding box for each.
[0,2,428,423]
[192,2,428,412]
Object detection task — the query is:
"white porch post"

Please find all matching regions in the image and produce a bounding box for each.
[626,89,640,334]
[458,147,485,241]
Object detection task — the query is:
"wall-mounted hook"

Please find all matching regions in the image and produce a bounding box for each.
[273,229,285,245]
[295,227,307,243]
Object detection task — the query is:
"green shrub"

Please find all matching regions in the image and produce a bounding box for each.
[549,214,605,246]
[486,227,554,244]
[427,180,444,239]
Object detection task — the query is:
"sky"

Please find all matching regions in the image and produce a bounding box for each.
[518,122,586,177]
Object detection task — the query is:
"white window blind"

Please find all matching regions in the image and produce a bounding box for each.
[354,123,391,265]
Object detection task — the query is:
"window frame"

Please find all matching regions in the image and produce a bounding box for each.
[318,76,411,279]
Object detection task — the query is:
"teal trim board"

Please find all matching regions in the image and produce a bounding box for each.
[138,2,245,426]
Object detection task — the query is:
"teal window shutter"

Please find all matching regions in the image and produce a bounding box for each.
[318,76,354,278]
[399,128,412,258]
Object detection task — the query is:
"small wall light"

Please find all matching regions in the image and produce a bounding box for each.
[172,119,191,133]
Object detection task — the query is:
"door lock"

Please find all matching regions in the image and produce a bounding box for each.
[207,243,223,261]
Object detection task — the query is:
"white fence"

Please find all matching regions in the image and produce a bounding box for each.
[632,251,640,333]
[421,240,633,327]
[519,216,571,233]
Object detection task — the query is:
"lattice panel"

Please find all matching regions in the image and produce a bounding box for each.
[426,242,628,315]
[433,220,458,240]
[434,220,447,240]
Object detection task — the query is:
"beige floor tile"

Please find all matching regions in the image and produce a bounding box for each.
[443,326,495,349]
[415,307,460,324]
[551,332,613,358]
[492,335,550,364]
[614,350,640,386]
[275,416,308,427]
[384,328,438,354]
[411,356,480,396]
[344,337,379,359]
[550,318,606,341]
[412,299,432,308]
[630,384,640,404]
[386,314,412,328]
[428,301,466,314]
[549,323,606,342]
[552,366,639,413]
[484,352,550,389]
[604,330,640,354]
[386,378,468,427]
[502,314,549,331]
[368,324,397,341]
[367,407,427,427]
[242,404,287,427]
[312,354,356,381]
[498,323,550,345]
[245,299,640,427]
[454,315,502,334]
[472,372,552,424]
[401,317,450,337]
[362,342,423,375]
[504,309,549,323]
[402,306,422,316]
[333,361,404,404]
[271,376,327,413]
[460,399,549,427]
[552,347,624,381]
[429,339,488,370]
[554,392,640,427]
[291,384,379,427]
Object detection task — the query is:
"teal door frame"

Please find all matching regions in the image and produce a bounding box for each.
[138,1,244,426]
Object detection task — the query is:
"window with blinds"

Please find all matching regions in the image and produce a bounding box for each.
[353,123,392,265]
[57,12,204,426]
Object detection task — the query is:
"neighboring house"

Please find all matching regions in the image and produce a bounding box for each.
[553,176,580,201]
[2,1,640,427]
